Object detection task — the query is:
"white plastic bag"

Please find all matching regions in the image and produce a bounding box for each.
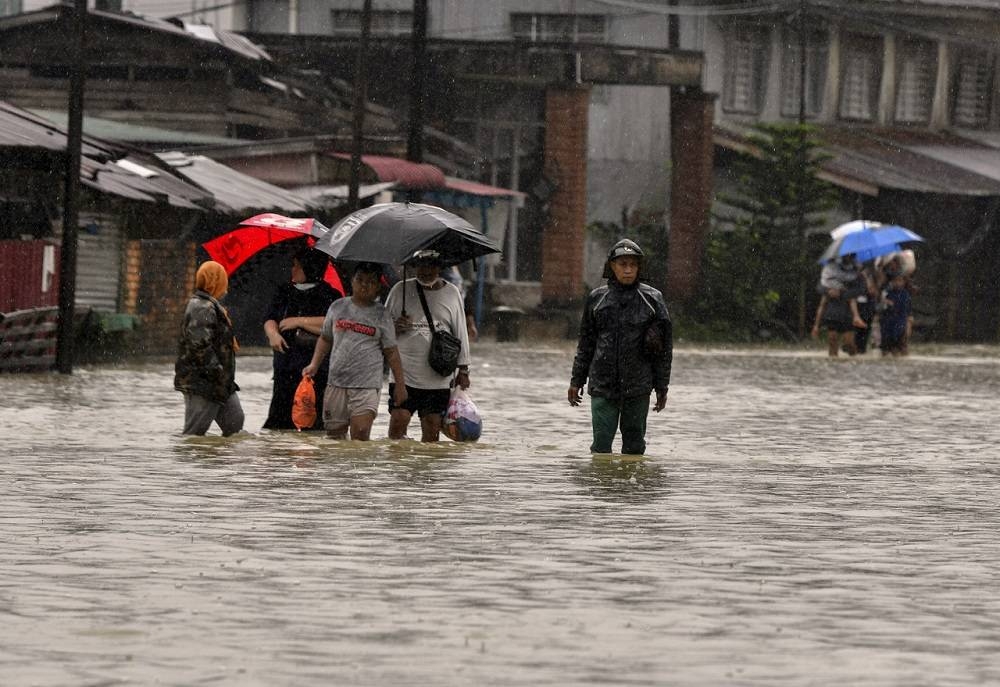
[443,386,482,442]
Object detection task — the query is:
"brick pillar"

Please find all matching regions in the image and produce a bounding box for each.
[667,88,716,301]
[122,240,196,355]
[541,85,590,306]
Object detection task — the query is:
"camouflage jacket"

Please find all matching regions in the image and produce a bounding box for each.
[173,291,239,403]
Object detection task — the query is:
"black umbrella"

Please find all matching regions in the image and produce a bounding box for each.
[313,202,501,267]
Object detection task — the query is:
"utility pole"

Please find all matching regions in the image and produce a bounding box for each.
[796,0,809,338]
[348,0,372,211]
[667,0,679,49]
[798,0,807,125]
[407,0,428,165]
[56,0,87,374]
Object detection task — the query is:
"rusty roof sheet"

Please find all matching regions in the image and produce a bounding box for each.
[715,121,1000,197]
[328,153,446,190]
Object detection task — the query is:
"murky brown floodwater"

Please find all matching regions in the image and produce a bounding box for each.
[3,341,1000,685]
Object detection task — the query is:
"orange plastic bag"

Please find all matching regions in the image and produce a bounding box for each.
[291,375,317,431]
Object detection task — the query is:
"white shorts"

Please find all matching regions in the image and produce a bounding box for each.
[323,386,380,433]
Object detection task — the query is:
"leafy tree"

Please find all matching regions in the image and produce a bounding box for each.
[703,123,838,337]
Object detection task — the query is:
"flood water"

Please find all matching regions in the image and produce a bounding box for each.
[3,341,1000,685]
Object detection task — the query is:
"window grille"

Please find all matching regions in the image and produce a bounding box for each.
[894,38,936,124]
[780,29,828,118]
[722,23,768,114]
[952,49,994,128]
[838,35,882,121]
[510,13,606,43]
[0,0,22,17]
[331,9,413,36]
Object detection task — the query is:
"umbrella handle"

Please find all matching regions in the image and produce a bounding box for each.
[401,263,407,316]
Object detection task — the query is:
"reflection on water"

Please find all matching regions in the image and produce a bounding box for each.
[3,343,1000,685]
[570,455,667,502]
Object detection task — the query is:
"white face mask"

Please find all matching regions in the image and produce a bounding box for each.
[416,276,439,288]
[294,282,317,291]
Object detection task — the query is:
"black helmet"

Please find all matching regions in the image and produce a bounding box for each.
[607,239,644,261]
[603,239,645,280]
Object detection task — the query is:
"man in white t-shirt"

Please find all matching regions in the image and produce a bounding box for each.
[304,263,406,440]
[384,250,471,442]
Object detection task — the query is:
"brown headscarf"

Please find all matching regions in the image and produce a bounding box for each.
[196,261,228,299]
[194,260,238,351]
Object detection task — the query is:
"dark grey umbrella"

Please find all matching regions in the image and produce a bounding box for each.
[313,202,501,267]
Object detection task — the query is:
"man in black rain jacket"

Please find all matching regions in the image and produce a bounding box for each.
[568,239,672,454]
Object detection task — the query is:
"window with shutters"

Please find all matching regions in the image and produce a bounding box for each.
[331,9,413,36]
[722,23,769,115]
[952,49,994,128]
[894,38,936,124]
[510,13,606,43]
[780,28,828,118]
[838,34,882,122]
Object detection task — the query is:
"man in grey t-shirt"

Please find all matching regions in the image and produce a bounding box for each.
[304,263,406,440]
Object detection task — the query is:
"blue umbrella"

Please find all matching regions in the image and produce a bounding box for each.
[818,224,924,264]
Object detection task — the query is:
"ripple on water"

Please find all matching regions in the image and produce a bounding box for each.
[2,345,1000,684]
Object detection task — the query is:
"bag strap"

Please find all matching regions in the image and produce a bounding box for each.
[415,281,436,332]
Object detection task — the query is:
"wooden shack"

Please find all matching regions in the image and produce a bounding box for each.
[0,4,350,140]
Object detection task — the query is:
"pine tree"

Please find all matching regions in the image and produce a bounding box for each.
[712,122,839,337]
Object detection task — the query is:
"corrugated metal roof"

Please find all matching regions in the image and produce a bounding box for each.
[28,109,245,148]
[329,153,446,190]
[291,182,397,207]
[0,101,114,157]
[157,151,313,215]
[0,102,211,209]
[714,121,1000,197]
[0,5,271,63]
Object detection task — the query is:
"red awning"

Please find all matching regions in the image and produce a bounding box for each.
[443,176,525,199]
[329,153,445,190]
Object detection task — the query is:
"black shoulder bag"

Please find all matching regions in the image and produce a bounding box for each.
[416,282,462,377]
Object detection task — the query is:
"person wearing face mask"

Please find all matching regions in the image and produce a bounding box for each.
[174,260,245,436]
[384,250,471,442]
[568,239,672,455]
[261,246,342,430]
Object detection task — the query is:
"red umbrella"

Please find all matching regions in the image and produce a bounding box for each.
[202,213,344,294]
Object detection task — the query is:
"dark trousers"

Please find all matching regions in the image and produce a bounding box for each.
[854,300,875,353]
[590,395,650,455]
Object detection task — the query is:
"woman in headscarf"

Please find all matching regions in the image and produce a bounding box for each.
[261,246,342,430]
[174,260,245,436]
